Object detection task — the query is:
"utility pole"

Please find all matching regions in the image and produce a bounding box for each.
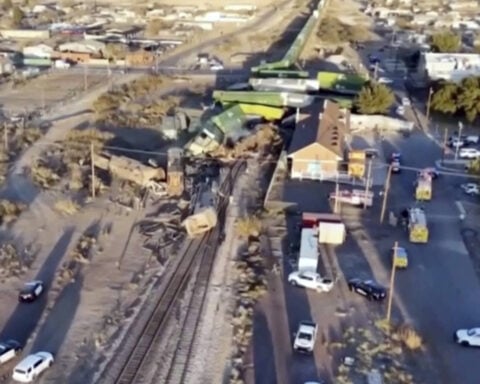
[334,174,340,214]
[455,121,463,161]
[90,142,96,198]
[442,127,448,165]
[41,88,45,112]
[425,87,433,129]
[386,241,398,325]
[363,159,373,210]
[83,64,88,92]
[3,124,8,152]
[380,164,393,224]
[373,61,379,81]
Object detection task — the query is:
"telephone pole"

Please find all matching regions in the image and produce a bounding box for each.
[83,64,89,92]
[334,172,340,214]
[425,87,433,129]
[90,142,96,198]
[363,159,373,210]
[380,164,393,224]
[454,121,463,161]
[3,124,8,152]
[442,127,448,165]
[373,61,379,81]
[386,241,399,325]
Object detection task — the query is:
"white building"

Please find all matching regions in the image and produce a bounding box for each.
[23,43,54,58]
[58,40,106,55]
[419,52,480,82]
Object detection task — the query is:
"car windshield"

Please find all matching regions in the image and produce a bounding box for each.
[0,344,6,352]
[298,332,312,341]
[467,329,477,336]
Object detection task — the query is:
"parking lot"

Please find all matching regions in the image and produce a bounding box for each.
[0,70,107,114]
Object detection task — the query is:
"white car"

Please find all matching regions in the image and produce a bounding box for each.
[12,352,53,382]
[401,97,410,106]
[461,183,479,195]
[449,138,465,148]
[396,106,405,116]
[0,340,22,364]
[459,148,480,159]
[454,328,480,347]
[288,271,334,292]
[465,135,479,145]
[378,76,393,84]
[293,321,317,353]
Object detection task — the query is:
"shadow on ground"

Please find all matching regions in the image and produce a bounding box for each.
[0,227,75,345]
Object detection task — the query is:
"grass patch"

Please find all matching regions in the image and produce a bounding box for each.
[54,198,80,215]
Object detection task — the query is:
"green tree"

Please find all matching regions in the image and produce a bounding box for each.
[431,82,459,115]
[354,82,395,114]
[11,6,24,27]
[430,31,461,53]
[456,76,480,122]
[468,159,480,176]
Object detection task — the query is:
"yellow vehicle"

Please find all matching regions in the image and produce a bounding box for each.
[408,208,429,243]
[415,172,432,201]
[392,246,408,268]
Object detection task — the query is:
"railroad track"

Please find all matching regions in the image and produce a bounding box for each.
[98,161,244,384]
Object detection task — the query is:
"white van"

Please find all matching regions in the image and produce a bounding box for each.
[12,352,53,383]
[459,148,480,159]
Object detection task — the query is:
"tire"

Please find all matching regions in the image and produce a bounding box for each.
[49,360,53,367]
[290,280,297,287]
[461,341,470,347]
[348,284,353,291]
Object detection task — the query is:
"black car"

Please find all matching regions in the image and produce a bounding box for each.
[347,278,386,301]
[0,340,22,364]
[18,280,44,303]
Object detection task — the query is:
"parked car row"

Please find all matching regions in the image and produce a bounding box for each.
[0,280,54,383]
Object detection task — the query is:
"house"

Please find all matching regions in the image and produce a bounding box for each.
[419,52,480,82]
[23,43,54,58]
[288,100,349,180]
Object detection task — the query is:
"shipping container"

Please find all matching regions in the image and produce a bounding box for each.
[318,221,346,245]
[298,228,319,272]
[22,57,52,67]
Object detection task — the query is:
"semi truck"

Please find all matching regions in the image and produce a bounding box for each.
[408,207,428,243]
[415,171,432,201]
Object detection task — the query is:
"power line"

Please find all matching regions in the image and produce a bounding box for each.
[12,139,478,179]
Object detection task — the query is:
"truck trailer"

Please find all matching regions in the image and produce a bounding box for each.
[329,189,373,207]
[298,228,319,272]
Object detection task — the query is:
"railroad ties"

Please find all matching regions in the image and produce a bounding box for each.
[102,161,245,384]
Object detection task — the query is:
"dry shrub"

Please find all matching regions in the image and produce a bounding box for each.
[54,198,80,215]
[31,161,61,188]
[236,216,262,238]
[395,324,422,350]
[0,243,32,278]
[70,235,96,263]
[0,199,26,224]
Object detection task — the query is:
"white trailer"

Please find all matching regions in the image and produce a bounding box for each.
[329,189,373,207]
[298,228,319,272]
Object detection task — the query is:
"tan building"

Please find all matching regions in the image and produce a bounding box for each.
[288,100,349,180]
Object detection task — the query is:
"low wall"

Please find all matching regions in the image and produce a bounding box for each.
[350,114,414,132]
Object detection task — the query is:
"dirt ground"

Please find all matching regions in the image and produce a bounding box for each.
[0,71,107,114]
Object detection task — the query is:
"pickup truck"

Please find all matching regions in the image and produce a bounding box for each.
[293,321,317,353]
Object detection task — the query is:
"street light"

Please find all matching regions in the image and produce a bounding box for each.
[425,87,434,129]
[386,241,399,326]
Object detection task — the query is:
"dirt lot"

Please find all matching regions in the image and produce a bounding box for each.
[0,71,107,114]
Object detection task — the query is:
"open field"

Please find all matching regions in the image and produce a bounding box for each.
[0,71,108,114]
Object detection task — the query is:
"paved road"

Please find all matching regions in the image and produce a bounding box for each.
[371,29,480,383]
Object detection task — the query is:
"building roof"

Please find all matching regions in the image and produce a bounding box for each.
[58,39,106,54]
[288,99,349,158]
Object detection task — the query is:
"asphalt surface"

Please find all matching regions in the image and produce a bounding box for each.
[361,32,480,383]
